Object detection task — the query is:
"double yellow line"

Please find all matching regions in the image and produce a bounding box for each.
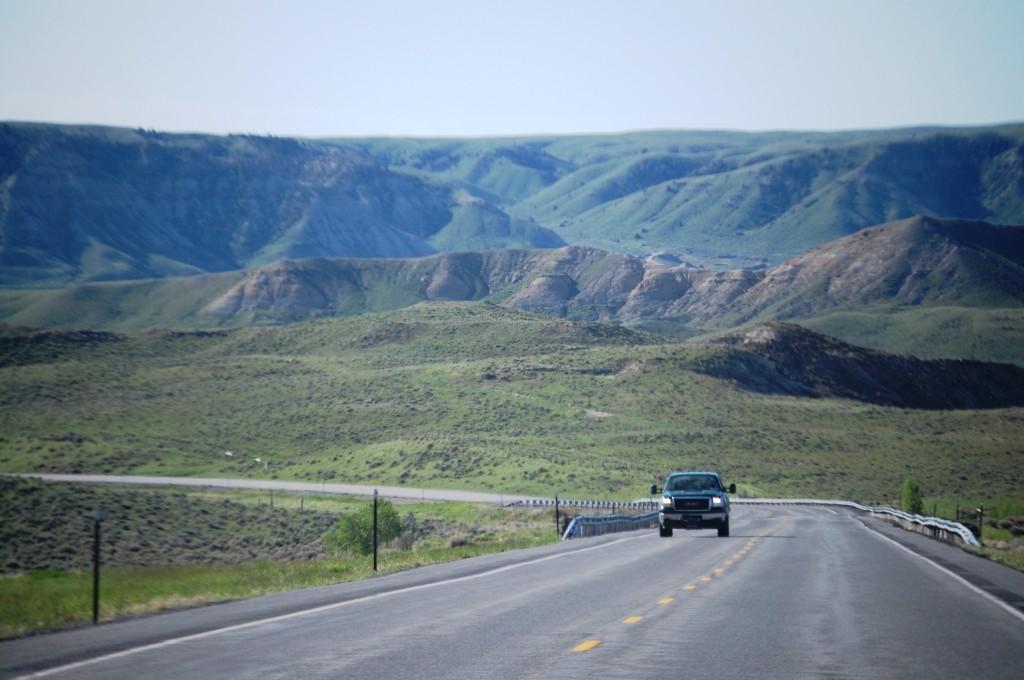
[572,519,788,653]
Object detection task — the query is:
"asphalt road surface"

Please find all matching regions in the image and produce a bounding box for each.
[3,505,1023,679]
[4,473,530,504]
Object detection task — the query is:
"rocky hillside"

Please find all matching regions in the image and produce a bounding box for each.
[3,123,1024,288]
[187,215,1024,327]
[698,323,1024,409]
[0,124,562,287]
[2,215,1023,363]
[671,215,1024,325]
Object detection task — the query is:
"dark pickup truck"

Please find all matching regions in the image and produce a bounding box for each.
[651,471,735,537]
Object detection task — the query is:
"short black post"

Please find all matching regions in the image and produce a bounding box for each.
[373,489,379,572]
[92,507,103,624]
[554,494,560,538]
[977,503,985,542]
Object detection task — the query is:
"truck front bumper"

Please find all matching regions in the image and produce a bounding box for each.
[659,510,727,530]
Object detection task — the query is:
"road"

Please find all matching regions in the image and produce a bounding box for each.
[3,505,1023,679]
[4,473,536,504]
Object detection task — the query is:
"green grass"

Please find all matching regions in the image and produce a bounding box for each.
[0,478,560,638]
[0,537,557,639]
[971,547,1024,572]
[968,524,1024,572]
[802,306,1024,365]
[2,303,1022,510]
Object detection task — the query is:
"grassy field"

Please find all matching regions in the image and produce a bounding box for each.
[0,477,560,638]
[2,303,1022,511]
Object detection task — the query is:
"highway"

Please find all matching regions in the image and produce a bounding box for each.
[3,505,1023,679]
[3,473,530,505]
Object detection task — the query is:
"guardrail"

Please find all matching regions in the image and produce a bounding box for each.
[562,511,660,539]
[507,498,657,511]
[555,497,980,547]
[732,498,980,547]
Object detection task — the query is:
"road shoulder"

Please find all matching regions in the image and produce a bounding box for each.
[856,513,1024,618]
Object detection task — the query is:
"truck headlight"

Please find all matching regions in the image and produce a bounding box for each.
[711,495,723,506]
[661,497,672,509]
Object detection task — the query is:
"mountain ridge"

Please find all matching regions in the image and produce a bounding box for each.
[0,123,563,288]
[190,215,1024,327]
[4,122,1024,288]
[2,214,1022,364]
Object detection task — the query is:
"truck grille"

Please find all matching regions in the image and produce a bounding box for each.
[674,498,710,511]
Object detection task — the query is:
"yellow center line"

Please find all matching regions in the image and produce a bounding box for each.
[623,616,643,624]
[713,567,725,573]
[701,576,713,582]
[683,585,697,591]
[658,598,674,604]
[573,640,602,652]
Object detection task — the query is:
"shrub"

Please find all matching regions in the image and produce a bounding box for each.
[325,499,403,556]
[902,477,924,515]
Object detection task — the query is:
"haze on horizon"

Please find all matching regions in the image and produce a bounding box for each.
[1,0,1022,138]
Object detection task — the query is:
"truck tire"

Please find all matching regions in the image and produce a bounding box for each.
[717,518,730,537]
[659,525,673,537]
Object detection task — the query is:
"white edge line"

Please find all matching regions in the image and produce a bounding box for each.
[858,520,1024,624]
[16,532,651,679]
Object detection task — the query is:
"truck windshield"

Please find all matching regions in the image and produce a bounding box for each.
[668,475,719,492]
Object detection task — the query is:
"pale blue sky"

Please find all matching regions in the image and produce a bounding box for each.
[1,0,1022,137]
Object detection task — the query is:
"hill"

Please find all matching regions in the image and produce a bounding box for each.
[348,126,1024,266]
[700,323,1024,409]
[1,304,1022,507]
[2,216,1022,364]
[0,124,563,288]
[3,123,1024,288]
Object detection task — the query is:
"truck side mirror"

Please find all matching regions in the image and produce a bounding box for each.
[728,483,736,494]
[650,484,659,495]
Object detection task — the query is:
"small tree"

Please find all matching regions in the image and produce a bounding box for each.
[326,498,404,556]
[901,477,924,515]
